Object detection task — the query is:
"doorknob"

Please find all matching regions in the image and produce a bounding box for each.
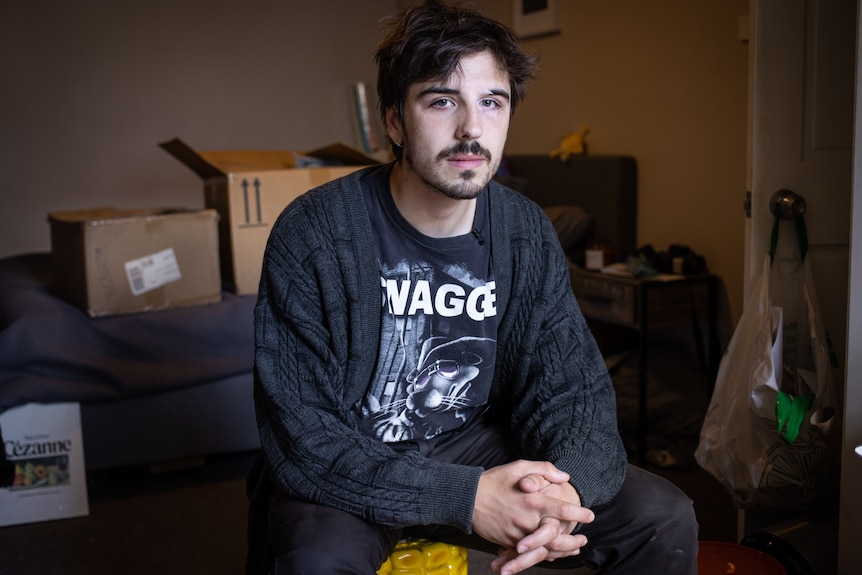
[769,189,807,219]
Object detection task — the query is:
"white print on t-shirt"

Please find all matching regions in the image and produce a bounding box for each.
[380,278,497,321]
[359,263,496,444]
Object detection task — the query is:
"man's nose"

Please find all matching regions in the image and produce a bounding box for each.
[457,106,482,140]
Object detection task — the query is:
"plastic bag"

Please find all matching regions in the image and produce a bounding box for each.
[695,218,840,511]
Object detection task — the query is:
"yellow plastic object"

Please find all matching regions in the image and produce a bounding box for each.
[377,539,469,575]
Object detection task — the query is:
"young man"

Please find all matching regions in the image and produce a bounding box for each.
[247,1,698,574]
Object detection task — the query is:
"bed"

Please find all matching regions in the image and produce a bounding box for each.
[0,153,637,472]
[0,253,260,470]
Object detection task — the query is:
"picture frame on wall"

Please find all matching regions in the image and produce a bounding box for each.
[513,0,560,39]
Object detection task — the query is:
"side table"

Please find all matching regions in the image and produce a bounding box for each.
[570,268,720,463]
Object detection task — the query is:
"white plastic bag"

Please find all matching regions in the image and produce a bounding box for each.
[695,229,840,510]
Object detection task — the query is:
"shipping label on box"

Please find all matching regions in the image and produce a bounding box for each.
[0,403,89,527]
[124,247,183,296]
[161,138,378,295]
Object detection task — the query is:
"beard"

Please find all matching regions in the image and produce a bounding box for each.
[405,141,497,200]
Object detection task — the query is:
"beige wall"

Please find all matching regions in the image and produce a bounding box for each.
[2,0,749,322]
[0,0,395,258]
[474,0,750,323]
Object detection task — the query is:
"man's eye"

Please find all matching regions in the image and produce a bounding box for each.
[432,98,453,108]
[481,98,500,108]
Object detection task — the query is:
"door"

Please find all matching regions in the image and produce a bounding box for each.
[844,60,862,574]
[747,0,858,572]
[843,5,862,571]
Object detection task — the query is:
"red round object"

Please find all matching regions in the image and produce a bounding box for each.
[697,541,788,575]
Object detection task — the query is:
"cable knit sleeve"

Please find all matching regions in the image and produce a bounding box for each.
[490,187,627,508]
[253,172,483,532]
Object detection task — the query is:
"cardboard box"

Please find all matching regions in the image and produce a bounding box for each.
[0,403,89,527]
[49,207,221,317]
[161,138,378,295]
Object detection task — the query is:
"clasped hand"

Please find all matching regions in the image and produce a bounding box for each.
[472,460,594,575]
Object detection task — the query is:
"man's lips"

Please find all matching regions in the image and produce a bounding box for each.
[437,142,492,169]
[447,154,486,168]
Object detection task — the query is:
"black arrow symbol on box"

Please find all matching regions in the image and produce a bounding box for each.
[253,178,262,223]
[241,178,266,226]
[242,179,251,224]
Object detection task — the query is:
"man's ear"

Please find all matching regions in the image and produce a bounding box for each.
[385,106,404,147]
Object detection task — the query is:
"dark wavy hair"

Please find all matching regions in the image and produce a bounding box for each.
[375,0,537,159]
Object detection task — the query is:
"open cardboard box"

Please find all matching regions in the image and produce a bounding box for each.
[161,138,379,295]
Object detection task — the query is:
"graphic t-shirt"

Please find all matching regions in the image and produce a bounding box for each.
[357,166,497,446]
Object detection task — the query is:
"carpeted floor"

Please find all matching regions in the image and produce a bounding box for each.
[0,450,748,575]
[0,453,252,575]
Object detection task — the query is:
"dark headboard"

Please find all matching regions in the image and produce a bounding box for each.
[502,154,638,261]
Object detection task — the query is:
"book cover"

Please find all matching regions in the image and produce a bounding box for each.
[0,402,89,526]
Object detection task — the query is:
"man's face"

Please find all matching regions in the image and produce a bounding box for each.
[387,51,511,200]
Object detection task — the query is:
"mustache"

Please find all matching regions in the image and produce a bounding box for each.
[436,141,492,162]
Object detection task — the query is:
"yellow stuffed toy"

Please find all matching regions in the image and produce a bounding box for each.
[550,125,590,161]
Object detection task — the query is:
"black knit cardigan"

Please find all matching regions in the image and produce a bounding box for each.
[246,165,625,573]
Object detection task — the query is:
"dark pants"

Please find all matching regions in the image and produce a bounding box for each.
[266,420,698,574]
